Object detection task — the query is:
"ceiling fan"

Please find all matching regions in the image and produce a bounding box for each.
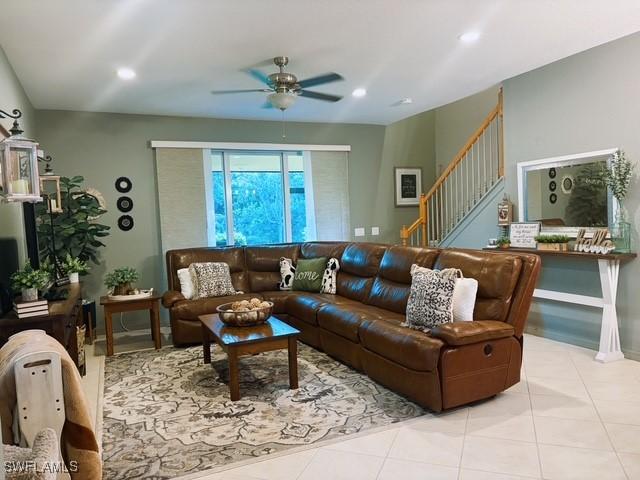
[211,56,344,111]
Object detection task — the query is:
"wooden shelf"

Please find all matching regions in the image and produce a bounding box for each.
[483,247,636,261]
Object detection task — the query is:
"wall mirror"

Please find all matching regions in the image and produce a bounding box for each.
[517,148,618,236]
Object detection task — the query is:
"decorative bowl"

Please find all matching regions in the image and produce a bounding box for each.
[216,301,274,327]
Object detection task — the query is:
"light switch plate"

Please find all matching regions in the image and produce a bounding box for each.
[371,227,380,236]
[354,227,365,237]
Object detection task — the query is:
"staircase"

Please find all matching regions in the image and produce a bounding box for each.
[400,89,504,247]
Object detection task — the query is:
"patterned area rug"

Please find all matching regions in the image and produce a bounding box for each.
[102,344,424,479]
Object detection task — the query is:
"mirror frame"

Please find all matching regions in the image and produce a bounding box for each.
[517,148,619,237]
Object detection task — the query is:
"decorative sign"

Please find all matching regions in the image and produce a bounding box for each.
[509,222,540,248]
[394,167,422,206]
[497,195,513,226]
[574,228,615,254]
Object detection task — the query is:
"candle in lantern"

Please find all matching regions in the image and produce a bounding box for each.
[11,179,29,194]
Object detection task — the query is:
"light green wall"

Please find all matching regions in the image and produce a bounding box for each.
[34,110,390,330]
[370,109,436,244]
[435,86,500,173]
[0,46,36,268]
[502,31,640,358]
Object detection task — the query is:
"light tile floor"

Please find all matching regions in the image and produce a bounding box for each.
[84,333,640,480]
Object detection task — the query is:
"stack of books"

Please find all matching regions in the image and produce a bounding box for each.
[14,299,49,318]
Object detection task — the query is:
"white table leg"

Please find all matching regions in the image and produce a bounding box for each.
[596,259,624,363]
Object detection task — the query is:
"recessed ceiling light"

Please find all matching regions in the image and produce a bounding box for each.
[352,88,367,98]
[117,67,136,80]
[400,98,413,104]
[458,31,481,43]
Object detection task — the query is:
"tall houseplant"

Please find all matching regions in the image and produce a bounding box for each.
[36,176,110,269]
[604,151,634,252]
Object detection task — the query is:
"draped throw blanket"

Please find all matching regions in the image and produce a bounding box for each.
[0,330,101,479]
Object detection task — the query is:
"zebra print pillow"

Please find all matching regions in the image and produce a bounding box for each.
[403,264,461,332]
[188,262,237,298]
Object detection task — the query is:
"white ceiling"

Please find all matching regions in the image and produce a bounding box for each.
[2,0,640,125]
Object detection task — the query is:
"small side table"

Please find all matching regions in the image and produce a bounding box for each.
[100,295,162,356]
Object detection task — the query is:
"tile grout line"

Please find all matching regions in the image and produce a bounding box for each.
[524,347,545,479]
[374,427,402,480]
[569,350,631,480]
[455,407,471,480]
[294,448,320,480]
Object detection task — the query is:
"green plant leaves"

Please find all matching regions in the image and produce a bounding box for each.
[36,176,110,267]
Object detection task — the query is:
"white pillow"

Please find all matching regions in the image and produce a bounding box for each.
[452,277,478,322]
[177,268,196,300]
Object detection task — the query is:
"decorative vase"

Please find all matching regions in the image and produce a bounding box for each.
[69,272,79,284]
[611,203,631,253]
[113,283,131,296]
[22,287,38,302]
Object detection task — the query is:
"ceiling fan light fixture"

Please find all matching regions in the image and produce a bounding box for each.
[268,91,297,110]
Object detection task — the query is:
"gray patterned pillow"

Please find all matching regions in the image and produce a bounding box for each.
[403,264,460,332]
[188,262,237,298]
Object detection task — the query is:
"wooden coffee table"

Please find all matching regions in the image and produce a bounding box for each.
[199,314,300,401]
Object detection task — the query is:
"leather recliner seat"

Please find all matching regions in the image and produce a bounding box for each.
[162,242,540,412]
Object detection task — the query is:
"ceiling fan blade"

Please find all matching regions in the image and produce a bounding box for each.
[246,68,272,86]
[299,90,343,102]
[211,89,270,95]
[297,72,343,88]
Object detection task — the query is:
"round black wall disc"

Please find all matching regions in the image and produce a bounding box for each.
[118,215,134,231]
[115,177,132,193]
[117,196,133,212]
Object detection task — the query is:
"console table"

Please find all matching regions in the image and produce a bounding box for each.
[0,283,84,370]
[487,248,636,363]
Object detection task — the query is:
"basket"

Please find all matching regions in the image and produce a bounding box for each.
[216,301,274,327]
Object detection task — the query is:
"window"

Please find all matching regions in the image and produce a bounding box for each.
[208,150,314,246]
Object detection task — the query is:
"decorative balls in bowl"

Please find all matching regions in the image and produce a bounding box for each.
[216,298,274,327]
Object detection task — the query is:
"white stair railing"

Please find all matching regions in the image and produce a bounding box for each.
[401,89,504,247]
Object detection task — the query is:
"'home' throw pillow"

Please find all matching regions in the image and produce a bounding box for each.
[320,258,340,294]
[279,257,296,291]
[292,257,327,292]
[188,262,237,298]
[403,264,460,331]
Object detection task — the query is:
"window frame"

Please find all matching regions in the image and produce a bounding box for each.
[210,149,310,246]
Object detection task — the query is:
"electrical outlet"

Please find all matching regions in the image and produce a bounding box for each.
[371,227,380,236]
[354,227,365,237]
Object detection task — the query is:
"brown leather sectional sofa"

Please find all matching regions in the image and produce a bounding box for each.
[162,242,540,412]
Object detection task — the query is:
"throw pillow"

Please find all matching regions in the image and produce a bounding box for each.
[278,257,296,291]
[188,262,237,298]
[320,258,340,294]
[403,264,460,332]
[177,267,196,299]
[452,277,478,322]
[292,257,327,292]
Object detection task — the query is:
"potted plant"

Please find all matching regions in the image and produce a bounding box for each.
[62,254,88,284]
[105,267,139,296]
[603,151,634,252]
[10,264,51,302]
[496,237,511,249]
[535,234,571,251]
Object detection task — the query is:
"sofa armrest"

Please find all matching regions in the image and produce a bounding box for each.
[162,290,186,308]
[431,320,515,346]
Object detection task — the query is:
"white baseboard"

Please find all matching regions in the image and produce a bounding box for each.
[525,326,640,362]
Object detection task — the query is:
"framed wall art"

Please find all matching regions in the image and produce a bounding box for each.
[394,167,422,207]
